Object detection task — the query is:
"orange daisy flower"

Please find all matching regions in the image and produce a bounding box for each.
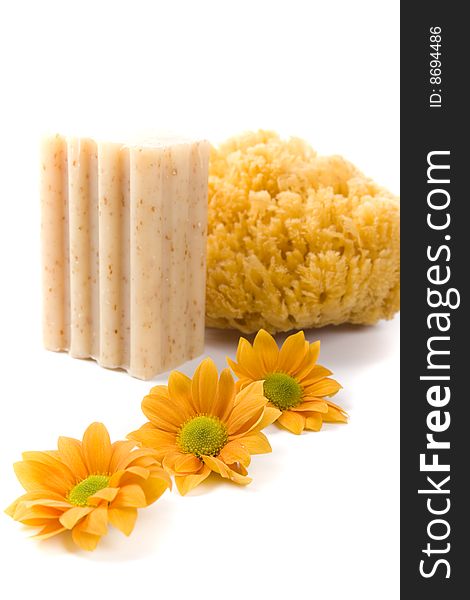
[5,422,171,551]
[227,329,348,434]
[128,358,281,495]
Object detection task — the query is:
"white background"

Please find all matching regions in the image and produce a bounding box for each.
[0,1,399,599]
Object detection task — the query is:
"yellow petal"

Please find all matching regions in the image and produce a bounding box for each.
[32,520,66,540]
[229,462,249,476]
[17,497,70,511]
[57,437,88,481]
[308,378,342,398]
[108,440,137,472]
[127,428,177,459]
[124,448,160,468]
[21,452,76,489]
[81,506,108,536]
[71,523,101,551]
[219,441,251,467]
[305,414,324,431]
[227,356,253,383]
[294,340,321,380]
[252,329,279,373]
[277,411,305,434]
[141,393,182,433]
[226,383,267,436]
[81,422,112,475]
[108,507,137,536]
[277,331,308,372]
[292,400,329,413]
[191,357,219,414]
[59,506,92,529]
[323,404,349,423]
[5,491,66,517]
[175,465,211,495]
[87,487,120,506]
[168,371,194,415]
[140,472,171,504]
[162,450,187,473]
[238,431,272,455]
[13,461,68,495]
[174,453,203,474]
[212,368,236,421]
[234,337,264,379]
[13,503,64,523]
[251,406,282,432]
[112,484,147,508]
[108,469,126,487]
[125,466,150,479]
[202,455,252,486]
[299,364,333,386]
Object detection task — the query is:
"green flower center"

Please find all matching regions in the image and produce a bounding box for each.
[177,415,228,458]
[67,475,111,506]
[263,372,303,410]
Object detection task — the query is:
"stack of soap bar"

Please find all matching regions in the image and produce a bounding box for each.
[41,134,209,379]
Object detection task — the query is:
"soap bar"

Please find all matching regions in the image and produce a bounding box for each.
[41,134,209,379]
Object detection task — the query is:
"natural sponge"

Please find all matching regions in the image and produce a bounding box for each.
[206,130,400,333]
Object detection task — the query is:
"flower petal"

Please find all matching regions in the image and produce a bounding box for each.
[81,422,112,475]
[299,364,333,386]
[252,406,282,432]
[191,357,219,414]
[108,440,137,472]
[108,507,138,536]
[294,341,321,380]
[87,487,120,506]
[81,506,108,536]
[139,472,171,504]
[20,451,76,489]
[323,403,349,423]
[13,503,64,522]
[32,521,66,540]
[141,392,182,432]
[277,331,308,372]
[175,465,211,495]
[226,357,251,385]
[292,400,329,413]
[202,455,252,485]
[174,453,203,474]
[13,461,69,496]
[57,437,88,481]
[238,431,272,455]
[229,462,248,476]
[226,383,267,436]
[305,414,324,431]
[59,506,93,529]
[233,337,264,379]
[308,378,342,398]
[252,329,279,373]
[123,448,160,469]
[163,450,188,473]
[219,441,251,467]
[111,484,148,508]
[277,411,305,434]
[168,371,195,416]
[127,427,177,458]
[212,368,236,421]
[125,466,150,480]
[5,491,67,517]
[71,522,101,551]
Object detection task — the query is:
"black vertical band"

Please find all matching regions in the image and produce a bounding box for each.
[401,3,467,596]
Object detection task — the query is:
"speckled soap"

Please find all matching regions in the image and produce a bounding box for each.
[41,134,209,379]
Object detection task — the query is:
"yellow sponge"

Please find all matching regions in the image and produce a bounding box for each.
[206,131,400,333]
